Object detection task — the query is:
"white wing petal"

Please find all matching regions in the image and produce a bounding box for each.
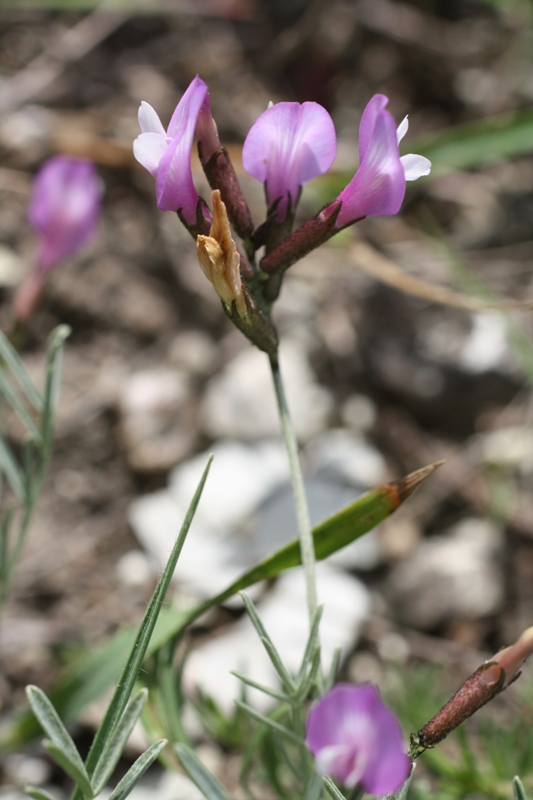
[138,101,166,135]
[400,153,432,181]
[396,115,409,144]
[133,132,167,176]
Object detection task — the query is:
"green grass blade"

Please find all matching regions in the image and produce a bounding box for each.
[412,108,533,177]
[82,456,213,781]
[174,743,230,800]
[107,740,167,800]
[0,331,42,412]
[91,689,148,795]
[26,687,91,795]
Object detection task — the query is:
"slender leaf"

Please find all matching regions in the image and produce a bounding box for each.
[514,776,529,800]
[295,644,322,702]
[174,743,230,800]
[230,671,291,704]
[82,456,213,784]
[26,787,57,800]
[234,700,302,745]
[107,740,167,800]
[40,326,70,448]
[0,371,41,442]
[91,689,148,795]
[323,777,347,800]
[324,647,342,692]
[26,686,89,792]
[295,605,323,686]
[0,331,42,412]
[0,436,25,503]
[304,773,324,800]
[43,742,93,798]
[240,593,295,690]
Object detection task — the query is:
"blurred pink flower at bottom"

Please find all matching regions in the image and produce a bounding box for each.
[306,683,411,797]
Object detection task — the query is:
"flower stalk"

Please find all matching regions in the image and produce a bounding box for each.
[269,353,317,627]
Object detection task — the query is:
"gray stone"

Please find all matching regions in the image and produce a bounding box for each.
[387,517,504,629]
[200,339,333,441]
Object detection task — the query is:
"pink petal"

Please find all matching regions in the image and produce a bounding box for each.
[357,94,389,161]
[155,127,198,216]
[335,99,405,227]
[154,76,208,218]
[133,132,168,177]
[243,101,336,218]
[167,75,208,139]
[306,684,410,796]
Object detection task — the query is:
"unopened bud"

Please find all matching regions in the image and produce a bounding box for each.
[492,625,533,686]
[411,625,533,756]
[196,190,246,317]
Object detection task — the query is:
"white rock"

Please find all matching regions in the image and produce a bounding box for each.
[183,564,371,712]
[307,429,387,488]
[116,550,154,588]
[459,313,510,373]
[200,339,333,440]
[129,441,290,598]
[483,426,533,473]
[0,246,24,287]
[169,440,289,531]
[388,517,504,629]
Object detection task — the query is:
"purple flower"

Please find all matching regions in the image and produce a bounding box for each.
[133,76,214,222]
[331,94,431,228]
[28,155,101,272]
[242,101,336,220]
[306,684,411,796]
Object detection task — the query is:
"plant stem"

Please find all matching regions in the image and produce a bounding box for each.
[269,352,317,626]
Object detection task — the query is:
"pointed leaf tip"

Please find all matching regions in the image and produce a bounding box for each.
[390,460,445,505]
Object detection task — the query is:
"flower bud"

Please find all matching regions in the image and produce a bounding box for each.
[412,625,533,755]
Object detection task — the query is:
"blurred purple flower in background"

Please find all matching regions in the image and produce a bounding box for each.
[242,101,336,220]
[330,94,431,228]
[29,155,101,271]
[306,683,411,796]
[133,75,215,222]
[13,155,101,321]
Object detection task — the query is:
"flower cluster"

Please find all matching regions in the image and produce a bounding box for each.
[133,76,430,352]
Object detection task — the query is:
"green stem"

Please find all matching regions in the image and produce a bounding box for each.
[269,353,317,626]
